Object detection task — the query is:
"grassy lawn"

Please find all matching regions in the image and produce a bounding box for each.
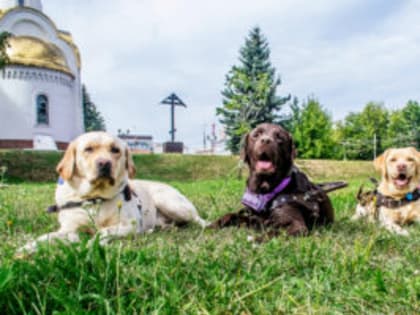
[0,162,419,314]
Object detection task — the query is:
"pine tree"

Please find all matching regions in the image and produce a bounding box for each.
[82,85,106,132]
[217,27,290,154]
[0,32,10,69]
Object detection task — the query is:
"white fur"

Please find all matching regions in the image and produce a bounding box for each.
[16,132,207,257]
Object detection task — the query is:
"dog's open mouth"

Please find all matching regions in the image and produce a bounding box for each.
[255,152,276,173]
[92,175,115,187]
[392,173,411,189]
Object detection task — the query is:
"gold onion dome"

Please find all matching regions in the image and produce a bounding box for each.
[6,35,73,76]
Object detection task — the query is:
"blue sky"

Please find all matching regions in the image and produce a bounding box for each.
[43,0,420,151]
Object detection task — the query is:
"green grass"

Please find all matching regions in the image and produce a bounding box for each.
[0,165,419,314]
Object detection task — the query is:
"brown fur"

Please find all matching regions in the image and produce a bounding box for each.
[56,141,77,181]
[212,123,335,238]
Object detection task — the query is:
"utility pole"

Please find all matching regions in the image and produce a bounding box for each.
[373,133,377,160]
[203,125,207,151]
[341,141,347,161]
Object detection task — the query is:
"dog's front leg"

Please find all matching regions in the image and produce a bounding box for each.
[94,223,138,246]
[380,218,409,236]
[16,228,80,257]
[351,205,365,221]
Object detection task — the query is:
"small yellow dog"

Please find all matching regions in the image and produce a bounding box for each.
[352,147,420,235]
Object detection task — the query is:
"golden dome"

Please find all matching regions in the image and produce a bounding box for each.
[58,31,81,69]
[6,35,73,76]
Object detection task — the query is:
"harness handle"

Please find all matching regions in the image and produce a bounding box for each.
[317,181,348,194]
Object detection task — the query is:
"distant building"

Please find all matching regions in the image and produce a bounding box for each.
[118,134,153,154]
[0,0,83,150]
[153,142,163,154]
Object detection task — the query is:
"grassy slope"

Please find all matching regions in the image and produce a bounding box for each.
[0,160,419,314]
[0,150,374,182]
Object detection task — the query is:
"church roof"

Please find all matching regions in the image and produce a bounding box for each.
[0,6,81,71]
[6,35,73,77]
[57,30,81,69]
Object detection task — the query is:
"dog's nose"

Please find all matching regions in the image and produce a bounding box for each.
[260,136,272,145]
[96,158,112,176]
[397,163,407,172]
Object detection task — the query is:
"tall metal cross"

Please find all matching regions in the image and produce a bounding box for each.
[160,93,187,142]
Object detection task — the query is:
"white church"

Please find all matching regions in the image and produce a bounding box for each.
[0,0,83,150]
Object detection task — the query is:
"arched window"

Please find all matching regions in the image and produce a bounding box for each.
[36,94,49,125]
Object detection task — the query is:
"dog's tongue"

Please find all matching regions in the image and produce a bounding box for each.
[395,178,409,187]
[256,161,274,172]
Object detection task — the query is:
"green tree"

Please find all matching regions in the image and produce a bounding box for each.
[217,26,290,154]
[336,102,389,160]
[288,97,335,159]
[387,100,420,148]
[0,32,11,69]
[82,85,106,132]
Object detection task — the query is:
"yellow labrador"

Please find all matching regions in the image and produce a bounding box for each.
[17,132,207,255]
[352,147,420,235]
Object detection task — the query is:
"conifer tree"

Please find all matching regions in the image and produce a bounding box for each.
[82,85,106,131]
[217,27,290,153]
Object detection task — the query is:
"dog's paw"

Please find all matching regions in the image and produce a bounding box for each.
[395,228,409,236]
[385,224,410,236]
[247,235,255,242]
[15,243,36,259]
[87,235,108,248]
[14,251,29,260]
[350,214,361,221]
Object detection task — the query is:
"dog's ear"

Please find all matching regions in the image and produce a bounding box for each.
[409,147,420,176]
[240,132,250,165]
[289,133,297,160]
[373,149,389,178]
[125,147,136,179]
[407,147,420,162]
[56,141,77,181]
[418,149,420,168]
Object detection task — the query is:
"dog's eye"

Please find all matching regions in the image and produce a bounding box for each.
[275,134,284,142]
[84,146,94,153]
[407,157,414,162]
[111,147,121,154]
[389,158,397,162]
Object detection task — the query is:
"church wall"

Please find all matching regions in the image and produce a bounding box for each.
[0,66,82,147]
[0,5,84,149]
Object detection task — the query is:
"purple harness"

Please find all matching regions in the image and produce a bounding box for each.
[241,177,291,212]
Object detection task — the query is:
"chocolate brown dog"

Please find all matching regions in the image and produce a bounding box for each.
[211,123,334,237]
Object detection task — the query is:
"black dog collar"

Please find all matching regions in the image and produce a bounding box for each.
[47,184,134,213]
[376,187,420,209]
